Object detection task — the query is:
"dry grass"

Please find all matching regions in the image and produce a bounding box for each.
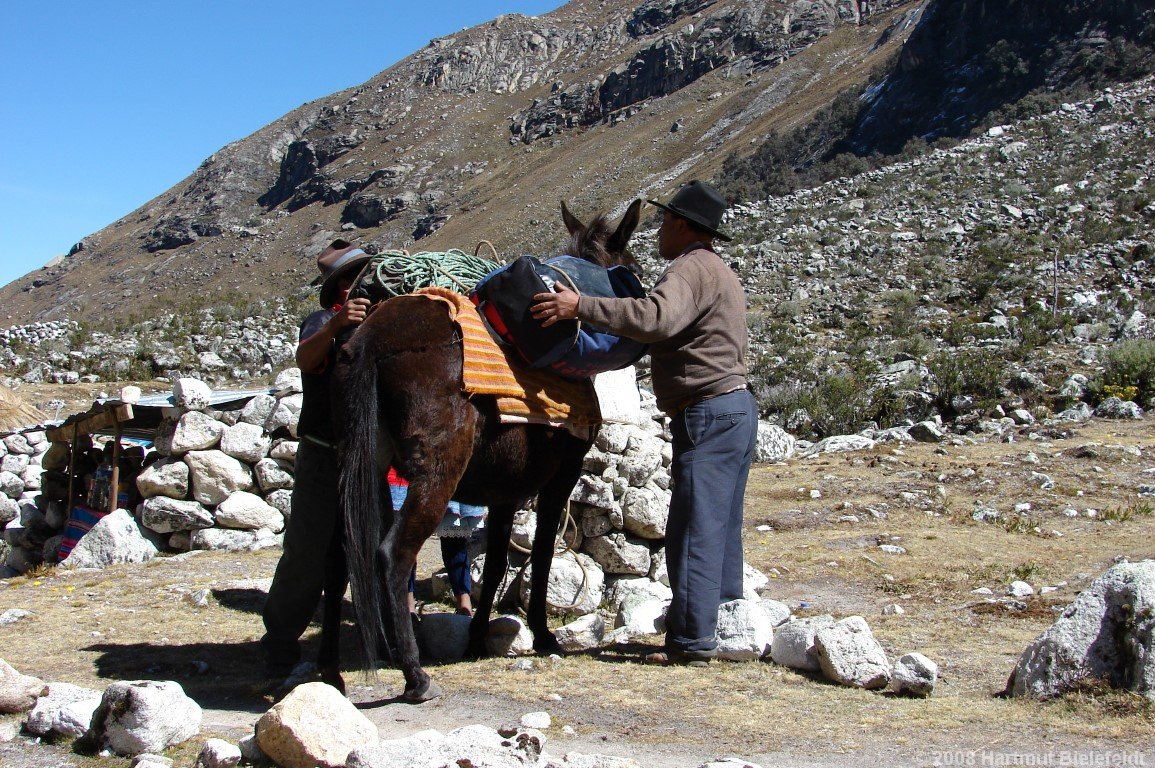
[1,417,1154,765]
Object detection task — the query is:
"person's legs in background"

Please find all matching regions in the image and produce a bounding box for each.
[441,536,473,615]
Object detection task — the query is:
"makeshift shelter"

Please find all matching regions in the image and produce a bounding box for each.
[42,387,274,558]
[0,383,48,433]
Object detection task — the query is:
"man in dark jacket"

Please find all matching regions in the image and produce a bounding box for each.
[260,240,371,679]
[531,181,757,665]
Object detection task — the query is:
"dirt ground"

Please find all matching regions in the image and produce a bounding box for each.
[1,414,1154,767]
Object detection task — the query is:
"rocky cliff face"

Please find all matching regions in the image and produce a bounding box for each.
[852,0,1155,152]
[2,0,914,324]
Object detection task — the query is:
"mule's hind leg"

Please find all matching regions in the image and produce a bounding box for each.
[467,503,516,659]
[377,473,462,701]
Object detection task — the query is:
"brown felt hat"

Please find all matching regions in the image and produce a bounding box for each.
[315,239,371,308]
[647,180,732,241]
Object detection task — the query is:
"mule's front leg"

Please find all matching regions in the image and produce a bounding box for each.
[525,452,587,657]
[525,503,564,657]
[467,504,516,659]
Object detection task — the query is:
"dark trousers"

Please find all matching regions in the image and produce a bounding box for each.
[664,388,758,655]
[260,439,342,673]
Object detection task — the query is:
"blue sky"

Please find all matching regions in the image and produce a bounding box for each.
[0,1,561,293]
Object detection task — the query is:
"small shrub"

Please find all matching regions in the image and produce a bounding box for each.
[1002,515,1044,535]
[928,349,1006,416]
[1012,560,1043,581]
[765,371,895,438]
[1100,502,1154,524]
[1091,340,1155,404]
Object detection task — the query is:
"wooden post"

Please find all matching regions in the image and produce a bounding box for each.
[64,425,79,515]
[108,406,122,515]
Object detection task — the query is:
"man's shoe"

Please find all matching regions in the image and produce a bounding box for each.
[642,648,714,667]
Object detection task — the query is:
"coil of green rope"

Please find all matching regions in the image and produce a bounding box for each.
[364,249,499,297]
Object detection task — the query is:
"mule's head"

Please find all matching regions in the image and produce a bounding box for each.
[560,199,643,273]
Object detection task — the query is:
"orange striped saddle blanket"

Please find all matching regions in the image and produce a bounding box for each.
[414,287,601,430]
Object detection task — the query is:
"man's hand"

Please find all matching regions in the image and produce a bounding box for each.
[335,297,370,328]
[531,284,579,328]
[295,298,371,373]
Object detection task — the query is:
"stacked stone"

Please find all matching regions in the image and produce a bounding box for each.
[134,373,302,553]
[487,387,673,624]
[0,430,51,574]
[0,371,303,576]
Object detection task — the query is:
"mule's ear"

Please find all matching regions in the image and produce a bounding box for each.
[561,200,584,236]
[607,199,643,254]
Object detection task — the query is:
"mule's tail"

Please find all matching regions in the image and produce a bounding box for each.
[335,340,393,673]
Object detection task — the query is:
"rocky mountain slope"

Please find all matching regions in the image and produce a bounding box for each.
[8,0,1151,328]
[3,0,919,323]
[2,71,1152,441]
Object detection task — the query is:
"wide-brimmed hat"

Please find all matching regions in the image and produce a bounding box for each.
[647,180,732,241]
[316,239,371,308]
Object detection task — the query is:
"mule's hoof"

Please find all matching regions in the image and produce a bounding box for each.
[533,637,564,657]
[319,667,346,696]
[404,678,444,702]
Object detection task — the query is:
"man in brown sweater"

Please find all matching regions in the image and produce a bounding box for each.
[532,180,757,665]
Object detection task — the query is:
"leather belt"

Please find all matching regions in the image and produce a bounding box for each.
[671,385,748,416]
[301,434,336,451]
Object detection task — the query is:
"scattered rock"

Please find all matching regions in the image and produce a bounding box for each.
[256,682,377,768]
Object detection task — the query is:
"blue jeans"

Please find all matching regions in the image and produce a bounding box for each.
[664,388,758,654]
[391,483,480,597]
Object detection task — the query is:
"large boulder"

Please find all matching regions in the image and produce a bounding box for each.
[485,615,535,657]
[219,422,272,464]
[169,411,226,453]
[184,450,254,505]
[139,496,214,534]
[61,509,158,569]
[620,486,668,539]
[135,458,191,499]
[0,658,46,714]
[715,599,776,662]
[554,613,606,652]
[347,724,546,768]
[756,422,796,463]
[1008,560,1155,699]
[770,615,835,672]
[23,681,102,737]
[582,532,651,576]
[520,551,605,616]
[614,593,668,636]
[173,378,212,411]
[87,680,202,756]
[256,682,377,768]
[890,652,938,698]
[254,458,295,492]
[815,616,891,689]
[214,491,284,532]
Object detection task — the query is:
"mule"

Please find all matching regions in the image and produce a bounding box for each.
[332,199,643,701]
